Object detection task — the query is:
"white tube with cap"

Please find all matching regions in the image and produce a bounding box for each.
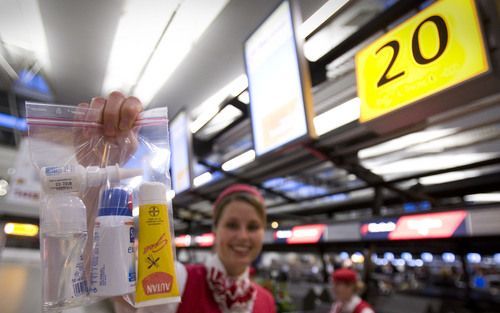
[40,164,143,194]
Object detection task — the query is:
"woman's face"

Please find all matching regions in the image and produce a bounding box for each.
[333,282,355,302]
[214,200,265,277]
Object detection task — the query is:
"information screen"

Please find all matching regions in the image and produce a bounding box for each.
[170,111,191,194]
[244,1,314,156]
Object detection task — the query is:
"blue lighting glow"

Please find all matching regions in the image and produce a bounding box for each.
[0,113,27,131]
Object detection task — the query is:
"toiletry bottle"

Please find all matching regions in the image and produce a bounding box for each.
[91,187,136,296]
[41,194,88,310]
[136,182,180,306]
[40,164,143,194]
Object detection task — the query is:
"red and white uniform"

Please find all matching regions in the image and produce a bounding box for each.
[114,256,275,313]
[330,295,374,313]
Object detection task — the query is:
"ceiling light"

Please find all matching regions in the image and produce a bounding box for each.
[190,74,248,133]
[4,222,39,237]
[134,0,230,106]
[190,105,220,134]
[271,221,279,229]
[196,104,243,139]
[365,153,495,176]
[419,170,481,185]
[358,128,457,160]
[298,0,351,38]
[314,97,360,136]
[193,171,212,187]
[221,150,256,172]
[101,1,180,95]
[464,193,500,203]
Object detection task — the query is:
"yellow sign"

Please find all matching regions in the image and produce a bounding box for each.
[356,0,489,122]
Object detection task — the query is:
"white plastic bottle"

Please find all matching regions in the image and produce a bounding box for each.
[41,194,88,310]
[40,164,143,194]
[91,187,136,296]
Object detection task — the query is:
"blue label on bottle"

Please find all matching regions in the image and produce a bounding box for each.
[45,165,73,176]
[130,227,135,243]
[129,271,136,283]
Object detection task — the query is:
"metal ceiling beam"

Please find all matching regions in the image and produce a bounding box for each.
[198,159,298,203]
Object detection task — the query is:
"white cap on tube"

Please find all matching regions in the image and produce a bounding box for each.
[138,182,167,205]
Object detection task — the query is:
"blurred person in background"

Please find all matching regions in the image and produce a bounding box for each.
[85,92,276,313]
[329,268,374,313]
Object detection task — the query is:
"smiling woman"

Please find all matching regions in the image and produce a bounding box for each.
[175,184,274,313]
[113,181,276,313]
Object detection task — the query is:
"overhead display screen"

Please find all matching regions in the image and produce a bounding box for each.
[170,111,192,194]
[244,0,314,156]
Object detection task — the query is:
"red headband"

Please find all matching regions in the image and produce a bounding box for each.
[213,184,265,209]
[333,268,357,283]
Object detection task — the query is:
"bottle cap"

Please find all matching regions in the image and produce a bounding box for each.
[44,194,87,232]
[98,188,132,216]
[138,182,167,205]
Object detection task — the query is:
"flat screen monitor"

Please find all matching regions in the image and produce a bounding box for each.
[244,0,315,157]
[170,111,192,194]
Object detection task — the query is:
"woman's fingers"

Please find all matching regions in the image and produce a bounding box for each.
[103,91,126,136]
[119,96,143,131]
[86,97,106,123]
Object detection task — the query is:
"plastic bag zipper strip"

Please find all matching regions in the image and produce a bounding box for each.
[27,116,168,128]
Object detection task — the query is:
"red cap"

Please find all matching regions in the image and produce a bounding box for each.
[333,268,357,283]
[213,184,264,209]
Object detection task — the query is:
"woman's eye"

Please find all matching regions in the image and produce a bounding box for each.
[247,223,261,232]
[225,222,239,230]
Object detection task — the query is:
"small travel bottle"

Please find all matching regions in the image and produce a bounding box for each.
[41,194,88,310]
[90,187,136,296]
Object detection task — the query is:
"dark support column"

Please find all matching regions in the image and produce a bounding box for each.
[319,245,329,284]
[373,186,383,216]
[362,244,374,299]
[459,248,473,308]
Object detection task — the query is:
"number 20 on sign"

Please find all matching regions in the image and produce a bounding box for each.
[356,0,489,122]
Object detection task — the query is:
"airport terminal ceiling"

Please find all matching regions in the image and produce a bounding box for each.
[0,0,499,228]
[1,1,500,313]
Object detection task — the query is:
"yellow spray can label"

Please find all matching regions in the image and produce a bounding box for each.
[136,203,179,303]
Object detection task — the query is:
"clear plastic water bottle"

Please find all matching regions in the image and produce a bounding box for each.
[41,194,88,311]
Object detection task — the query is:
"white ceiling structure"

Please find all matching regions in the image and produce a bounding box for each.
[0,0,327,216]
[0,0,327,117]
